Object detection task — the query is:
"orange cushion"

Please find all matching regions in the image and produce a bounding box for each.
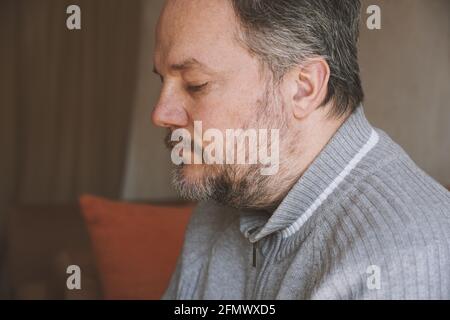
[79,195,193,300]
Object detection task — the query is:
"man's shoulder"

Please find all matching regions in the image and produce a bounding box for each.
[313,162,450,298]
[329,134,450,267]
[323,129,450,262]
[349,129,450,220]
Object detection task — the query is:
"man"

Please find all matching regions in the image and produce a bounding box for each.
[152,0,450,299]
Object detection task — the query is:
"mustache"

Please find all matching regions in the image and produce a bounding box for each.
[164,129,200,152]
[164,129,178,149]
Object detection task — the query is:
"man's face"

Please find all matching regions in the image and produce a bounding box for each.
[152,0,289,209]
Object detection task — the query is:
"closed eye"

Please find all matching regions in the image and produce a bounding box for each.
[187,82,208,93]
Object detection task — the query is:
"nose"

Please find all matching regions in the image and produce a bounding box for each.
[151,92,189,128]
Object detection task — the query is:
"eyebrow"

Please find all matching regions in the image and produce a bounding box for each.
[152,58,213,76]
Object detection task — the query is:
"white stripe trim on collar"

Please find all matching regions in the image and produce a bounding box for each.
[281,129,380,239]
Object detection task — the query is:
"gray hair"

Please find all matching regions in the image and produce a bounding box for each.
[230,0,364,117]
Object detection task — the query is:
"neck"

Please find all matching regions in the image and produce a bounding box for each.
[265,106,351,209]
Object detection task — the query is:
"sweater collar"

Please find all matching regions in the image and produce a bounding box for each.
[239,105,379,243]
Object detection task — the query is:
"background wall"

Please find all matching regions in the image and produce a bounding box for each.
[0,0,142,298]
[121,0,177,201]
[0,0,141,215]
[360,0,450,186]
[122,0,450,201]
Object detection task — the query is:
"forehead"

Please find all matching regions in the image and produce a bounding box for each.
[154,0,243,71]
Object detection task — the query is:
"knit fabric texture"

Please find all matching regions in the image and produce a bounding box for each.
[162,106,450,300]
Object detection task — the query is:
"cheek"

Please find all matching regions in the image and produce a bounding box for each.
[195,101,256,131]
[194,84,261,130]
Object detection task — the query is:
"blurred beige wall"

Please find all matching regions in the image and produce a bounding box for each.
[122,0,178,201]
[122,0,450,201]
[359,0,450,187]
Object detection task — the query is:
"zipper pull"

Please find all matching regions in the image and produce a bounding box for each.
[252,242,257,268]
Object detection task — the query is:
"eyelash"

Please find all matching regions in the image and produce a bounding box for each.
[187,82,208,93]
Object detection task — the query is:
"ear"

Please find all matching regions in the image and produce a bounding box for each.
[288,58,330,120]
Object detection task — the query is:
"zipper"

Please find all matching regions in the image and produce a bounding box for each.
[248,227,259,268]
[251,234,281,299]
[252,241,269,299]
[252,242,257,268]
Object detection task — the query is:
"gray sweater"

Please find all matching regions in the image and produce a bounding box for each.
[162,106,450,300]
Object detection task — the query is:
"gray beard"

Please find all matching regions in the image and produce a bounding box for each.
[171,162,279,211]
[169,82,294,211]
